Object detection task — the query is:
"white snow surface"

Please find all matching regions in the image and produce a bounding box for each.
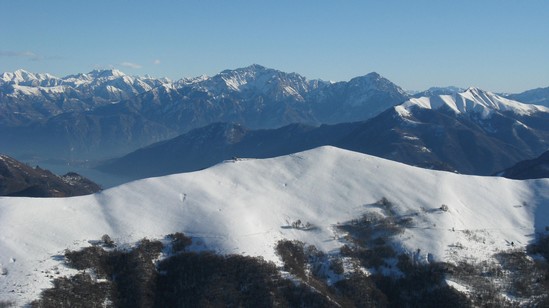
[396,87,549,118]
[2,146,549,304]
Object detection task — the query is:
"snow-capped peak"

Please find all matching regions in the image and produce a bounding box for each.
[216,64,280,91]
[396,87,549,118]
[194,65,316,100]
[362,71,382,80]
[59,69,126,86]
[13,69,33,80]
[87,69,126,79]
[175,74,209,87]
[0,69,59,85]
[220,63,267,75]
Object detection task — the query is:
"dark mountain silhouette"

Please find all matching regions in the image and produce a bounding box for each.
[0,154,101,197]
[497,151,549,180]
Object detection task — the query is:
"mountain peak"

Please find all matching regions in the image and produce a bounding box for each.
[220,64,270,76]
[244,63,267,71]
[345,72,408,99]
[364,71,382,79]
[13,68,32,76]
[348,72,392,85]
[88,69,126,78]
[209,64,311,95]
[464,86,485,94]
[0,69,59,85]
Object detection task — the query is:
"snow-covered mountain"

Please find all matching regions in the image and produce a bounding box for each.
[195,64,324,98]
[0,68,169,126]
[397,87,549,118]
[2,146,549,305]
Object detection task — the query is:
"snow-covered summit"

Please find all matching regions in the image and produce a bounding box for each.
[175,74,209,87]
[63,69,131,84]
[396,87,549,118]
[88,68,126,78]
[0,69,60,87]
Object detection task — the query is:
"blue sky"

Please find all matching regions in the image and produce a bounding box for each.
[1,0,548,92]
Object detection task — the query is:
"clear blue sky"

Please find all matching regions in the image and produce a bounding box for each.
[1,0,548,92]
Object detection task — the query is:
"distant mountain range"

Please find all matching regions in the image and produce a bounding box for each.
[0,65,408,160]
[0,154,101,197]
[99,87,549,179]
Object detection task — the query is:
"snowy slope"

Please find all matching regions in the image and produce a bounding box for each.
[1,146,549,304]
